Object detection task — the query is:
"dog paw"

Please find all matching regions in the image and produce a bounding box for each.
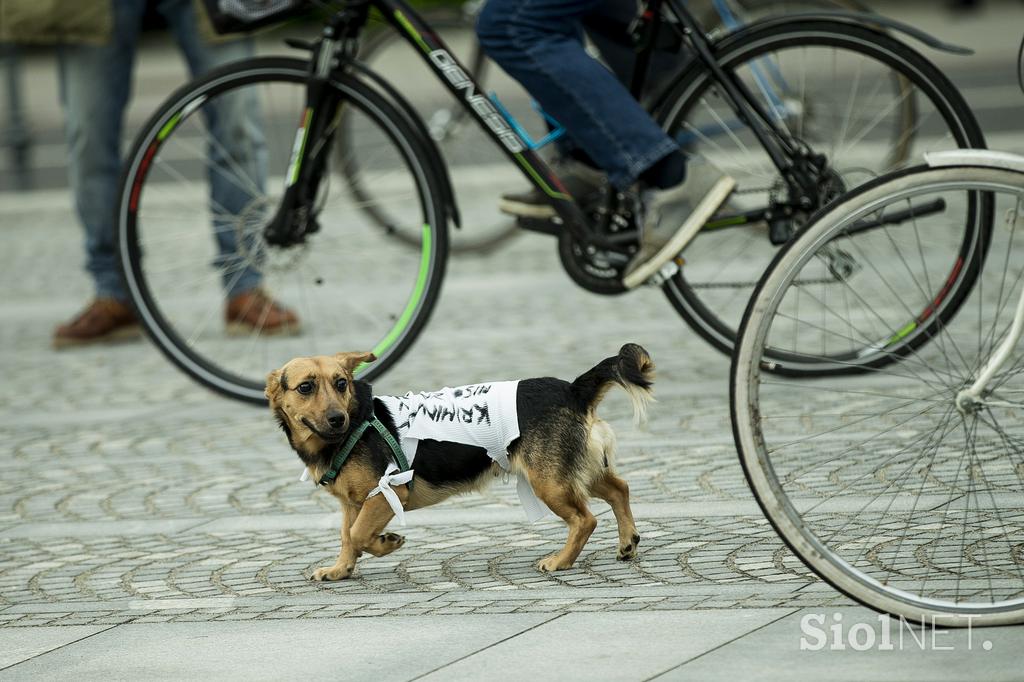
[536,554,573,573]
[617,532,641,561]
[311,565,353,581]
[381,532,405,549]
[366,532,406,557]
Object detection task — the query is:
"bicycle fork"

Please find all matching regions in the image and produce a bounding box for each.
[264,27,351,247]
[956,281,1024,414]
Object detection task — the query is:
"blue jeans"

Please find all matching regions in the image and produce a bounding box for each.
[477,0,679,190]
[57,0,263,301]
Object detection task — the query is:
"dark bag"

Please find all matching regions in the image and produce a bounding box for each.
[200,0,309,34]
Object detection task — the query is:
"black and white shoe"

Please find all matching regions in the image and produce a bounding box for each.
[622,159,736,289]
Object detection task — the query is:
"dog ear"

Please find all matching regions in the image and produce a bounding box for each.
[335,351,377,371]
[265,369,284,400]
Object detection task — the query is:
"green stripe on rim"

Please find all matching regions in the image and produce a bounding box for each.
[157,112,183,141]
[885,320,918,346]
[362,224,433,373]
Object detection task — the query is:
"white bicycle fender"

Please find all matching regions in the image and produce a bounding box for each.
[925,149,1024,173]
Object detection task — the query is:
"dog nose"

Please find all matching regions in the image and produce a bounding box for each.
[327,412,345,429]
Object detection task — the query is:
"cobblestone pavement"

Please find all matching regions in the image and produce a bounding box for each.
[0,183,860,633]
[6,6,1024,673]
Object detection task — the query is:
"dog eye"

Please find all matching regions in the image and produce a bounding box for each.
[296,381,314,395]
[334,378,348,392]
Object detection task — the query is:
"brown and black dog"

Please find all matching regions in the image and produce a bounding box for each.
[265,343,654,581]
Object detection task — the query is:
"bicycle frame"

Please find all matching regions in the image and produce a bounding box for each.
[924,150,1024,413]
[659,0,808,175]
[373,0,600,244]
[274,0,821,252]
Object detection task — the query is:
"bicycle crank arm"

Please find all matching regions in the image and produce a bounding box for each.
[703,208,771,232]
[517,216,561,237]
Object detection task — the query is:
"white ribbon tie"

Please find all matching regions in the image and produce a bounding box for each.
[517,473,552,523]
[366,462,415,526]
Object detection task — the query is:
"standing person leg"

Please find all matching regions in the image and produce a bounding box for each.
[161,0,298,334]
[53,0,148,348]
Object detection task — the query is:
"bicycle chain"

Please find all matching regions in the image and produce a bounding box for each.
[735,184,776,196]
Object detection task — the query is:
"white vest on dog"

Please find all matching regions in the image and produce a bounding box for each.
[377,381,550,522]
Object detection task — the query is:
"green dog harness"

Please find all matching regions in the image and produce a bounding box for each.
[318,416,411,487]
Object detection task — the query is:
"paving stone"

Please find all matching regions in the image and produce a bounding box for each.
[2,143,1016,641]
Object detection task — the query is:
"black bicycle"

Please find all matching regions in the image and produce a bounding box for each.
[116,0,985,403]
[343,0,876,255]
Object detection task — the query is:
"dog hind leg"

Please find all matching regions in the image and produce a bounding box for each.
[591,472,640,560]
[530,474,598,572]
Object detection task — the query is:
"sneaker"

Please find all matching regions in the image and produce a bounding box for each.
[622,160,736,289]
[53,298,142,349]
[498,159,607,219]
[225,288,301,336]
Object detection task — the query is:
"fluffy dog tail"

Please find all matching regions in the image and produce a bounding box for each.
[571,343,655,425]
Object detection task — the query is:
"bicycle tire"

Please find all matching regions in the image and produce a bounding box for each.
[339,13,520,255]
[117,57,449,404]
[656,20,984,373]
[736,0,873,17]
[732,164,1024,626]
[700,0,873,37]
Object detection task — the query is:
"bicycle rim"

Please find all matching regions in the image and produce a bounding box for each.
[660,23,981,368]
[118,59,447,403]
[733,165,1024,626]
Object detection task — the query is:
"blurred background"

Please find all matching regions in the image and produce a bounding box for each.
[2,0,1023,196]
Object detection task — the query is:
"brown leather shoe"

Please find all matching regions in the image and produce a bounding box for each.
[225,288,300,336]
[53,298,142,349]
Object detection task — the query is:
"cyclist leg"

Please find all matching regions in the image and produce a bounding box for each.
[583,0,682,93]
[477,0,734,287]
[477,0,679,191]
[498,0,685,218]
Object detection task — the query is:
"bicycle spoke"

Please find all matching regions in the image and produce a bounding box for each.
[122,64,441,401]
[735,166,1024,620]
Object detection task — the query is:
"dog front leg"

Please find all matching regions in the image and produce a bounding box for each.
[312,502,360,581]
[311,494,397,581]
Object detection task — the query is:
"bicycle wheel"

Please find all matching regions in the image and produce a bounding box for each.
[657,20,984,371]
[117,57,448,404]
[338,10,540,255]
[732,163,1024,626]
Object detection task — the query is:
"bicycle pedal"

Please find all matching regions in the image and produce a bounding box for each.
[768,219,792,245]
[643,260,680,287]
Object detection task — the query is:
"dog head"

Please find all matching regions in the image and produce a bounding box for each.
[265,351,376,463]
